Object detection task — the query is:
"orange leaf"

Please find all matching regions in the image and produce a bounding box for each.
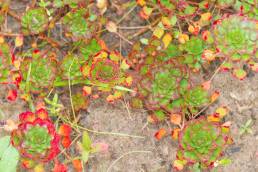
[207,114,220,122]
[106,95,115,103]
[170,114,182,125]
[136,0,146,6]
[98,39,108,50]
[154,128,166,140]
[211,91,220,102]
[59,124,72,137]
[62,136,72,148]
[139,6,153,19]
[82,86,92,96]
[171,128,180,140]
[72,159,83,172]
[173,160,185,171]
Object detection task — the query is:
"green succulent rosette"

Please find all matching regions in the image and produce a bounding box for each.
[21,8,49,35]
[20,52,56,93]
[81,50,132,92]
[179,37,205,70]
[213,15,257,60]
[137,60,188,114]
[176,118,232,169]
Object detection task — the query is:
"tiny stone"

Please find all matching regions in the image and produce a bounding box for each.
[228,146,241,154]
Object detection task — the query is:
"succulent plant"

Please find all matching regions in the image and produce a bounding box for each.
[176,118,232,169]
[184,86,209,108]
[21,8,48,35]
[81,50,132,92]
[62,9,88,37]
[137,60,188,116]
[20,52,56,93]
[179,37,205,70]
[59,39,102,82]
[213,15,257,59]
[11,109,60,168]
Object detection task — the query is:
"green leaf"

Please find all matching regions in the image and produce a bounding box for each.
[218,158,232,166]
[63,9,88,37]
[81,150,89,163]
[82,131,92,151]
[21,8,48,34]
[0,136,19,172]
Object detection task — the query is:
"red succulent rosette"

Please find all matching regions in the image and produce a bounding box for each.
[11,109,60,167]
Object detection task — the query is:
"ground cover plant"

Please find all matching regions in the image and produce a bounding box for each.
[0,0,257,171]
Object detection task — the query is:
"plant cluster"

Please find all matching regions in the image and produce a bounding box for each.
[0,0,256,171]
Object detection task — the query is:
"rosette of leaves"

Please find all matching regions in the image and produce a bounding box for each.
[58,39,102,83]
[81,50,131,92]
[213,15,257,79]
[62,8,88,38]
[21,8,48,35]
[0,43,12,83]
[11,109,60,168]
[179,37,205,70]
[213,15,257,59]
[184,86,209,108]
[137,60,188,119]
[176,118,232,170]
[20,52,56,93]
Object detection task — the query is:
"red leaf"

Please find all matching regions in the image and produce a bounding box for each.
[62,136,72,148]
[19,111,35,122]
[7,89,17,102]
[154,128,166,140]
[53,161,67,172]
